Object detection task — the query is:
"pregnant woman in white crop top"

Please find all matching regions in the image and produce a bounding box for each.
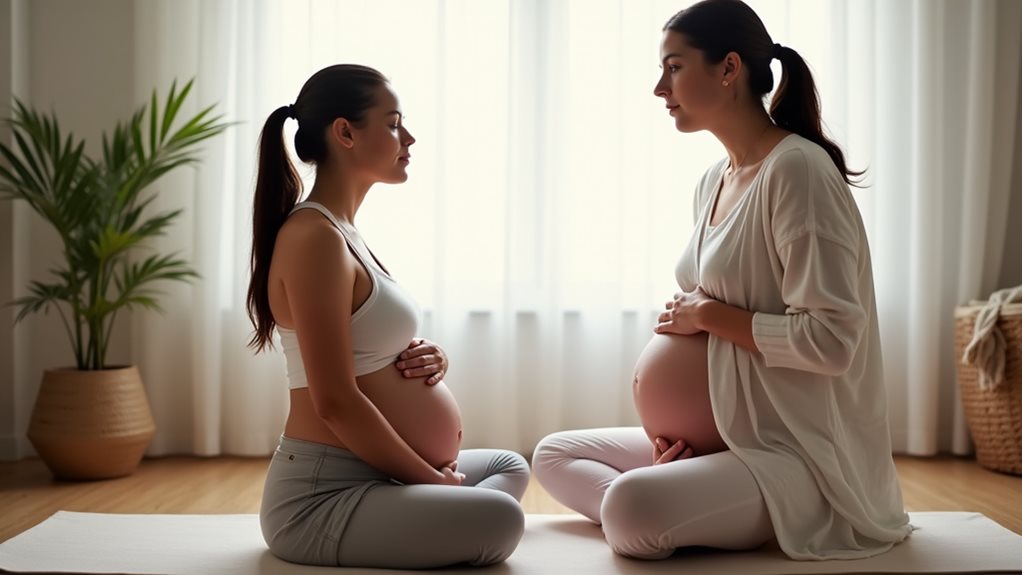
[247,65,528,569]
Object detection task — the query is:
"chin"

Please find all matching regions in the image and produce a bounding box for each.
[675,118,700,133]
[381,171,410,184]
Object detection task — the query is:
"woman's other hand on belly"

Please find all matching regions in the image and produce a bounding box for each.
[633,333,728,457]
[653,436,695,465]
[439,460,466,486]
[655,288,714,336]
[396,338,449,385]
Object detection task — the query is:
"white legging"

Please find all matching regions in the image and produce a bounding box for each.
[533,427,775,559]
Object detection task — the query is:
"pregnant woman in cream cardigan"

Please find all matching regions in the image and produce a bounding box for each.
[533,0,912,561]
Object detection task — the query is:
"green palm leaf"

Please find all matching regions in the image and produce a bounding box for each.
[0,79,230,369]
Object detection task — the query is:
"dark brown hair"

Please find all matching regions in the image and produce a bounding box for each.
[247,64,388,352]
[665,0,863,185]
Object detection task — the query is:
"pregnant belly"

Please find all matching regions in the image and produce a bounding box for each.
[358,365,463,470]
[632,332,727,456]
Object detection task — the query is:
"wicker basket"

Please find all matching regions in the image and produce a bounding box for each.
[953,302,1022,475]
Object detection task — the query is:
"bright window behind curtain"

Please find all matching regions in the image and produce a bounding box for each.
[253,0,818,310]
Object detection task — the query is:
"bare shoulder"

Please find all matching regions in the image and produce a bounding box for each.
[273,209,361,398]
[272,208,357,345]
[274,209,350,273]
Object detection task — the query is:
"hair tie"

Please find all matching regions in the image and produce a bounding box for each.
[286,104,296,119]
[772,43,783,59]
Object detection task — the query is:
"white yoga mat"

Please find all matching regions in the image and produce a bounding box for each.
[2,511,1021,574]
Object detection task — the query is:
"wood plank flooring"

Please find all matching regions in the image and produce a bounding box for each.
[2,455,1020,543]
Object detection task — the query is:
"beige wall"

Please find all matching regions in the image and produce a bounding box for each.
[0,0,136,460]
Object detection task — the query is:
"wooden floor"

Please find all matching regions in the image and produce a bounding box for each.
[1,454,1020,543]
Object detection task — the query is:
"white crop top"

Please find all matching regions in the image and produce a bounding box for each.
[277,201,421,388]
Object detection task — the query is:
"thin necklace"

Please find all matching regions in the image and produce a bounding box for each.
[725,123,773,177]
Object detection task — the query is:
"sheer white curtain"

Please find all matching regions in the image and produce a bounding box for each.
[126,0,1019,457]
[833,0,1021,455]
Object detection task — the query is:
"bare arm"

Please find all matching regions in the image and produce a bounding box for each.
[280,218,451,485]
[696,298,759,353]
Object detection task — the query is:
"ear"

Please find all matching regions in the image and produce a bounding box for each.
[721,51,743,85]
[329,118,355,149]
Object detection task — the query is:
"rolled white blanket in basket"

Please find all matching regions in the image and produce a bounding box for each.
[962,285,1022,390]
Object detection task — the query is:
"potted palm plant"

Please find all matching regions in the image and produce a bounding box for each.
[0,80,229,479]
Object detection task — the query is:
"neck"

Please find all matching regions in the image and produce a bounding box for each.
[305,160,371,225]
[711,107,775,171]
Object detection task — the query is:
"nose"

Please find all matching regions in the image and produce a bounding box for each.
[401,126,415,147]
[654,74,669,99]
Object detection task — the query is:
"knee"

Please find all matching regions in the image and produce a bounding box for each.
[476,449,530,501]
[467,492,526,566]
[496,450,530,480]
[497,450,531,500]
[531,431,576,484]
[261,520,332,566]
[600,474,653,539]
[600,474,673,560]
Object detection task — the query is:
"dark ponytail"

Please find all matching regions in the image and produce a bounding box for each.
[770,46,863,185]
[246,106,301,352]
[246,64,388,352]
[665,0,863,186]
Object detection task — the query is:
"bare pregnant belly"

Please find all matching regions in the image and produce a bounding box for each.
[632,332,727,456]
[285,366,463,471]
[357,365,463,469]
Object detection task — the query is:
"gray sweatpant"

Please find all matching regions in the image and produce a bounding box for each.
[261,436,530,569]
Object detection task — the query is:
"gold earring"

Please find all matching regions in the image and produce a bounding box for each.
[722,80,730,87]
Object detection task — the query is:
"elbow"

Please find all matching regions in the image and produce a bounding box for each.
[765,347,855,376]
[814,346,856,376]
[807,312,864,376]
[760,310,865,376]
[311,396,338,422]
[308,386,358,425]
[808,327,860,376]
[309,395,362,445]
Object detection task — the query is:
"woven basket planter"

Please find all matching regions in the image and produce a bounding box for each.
[953,303,1022,475]
[27,366,156,480]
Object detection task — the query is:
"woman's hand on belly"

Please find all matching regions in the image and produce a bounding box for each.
[396,338,448,386]
[654,288,714,336]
